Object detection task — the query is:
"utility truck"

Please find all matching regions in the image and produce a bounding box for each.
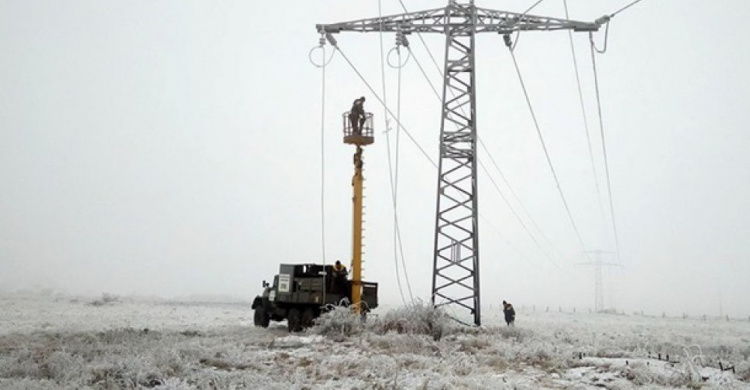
[252,263,379,332]
[252,111,378,332]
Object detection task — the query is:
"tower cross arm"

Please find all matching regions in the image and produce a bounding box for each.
[475,7,600,33]
[316,5,600,35]
[317,7,447,34]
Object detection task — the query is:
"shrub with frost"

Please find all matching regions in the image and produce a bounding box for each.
[310,301,454,341]
[373,301,453,341]
[309,305,365,337]
[88,292,120,307]
[619,360,707,388]
[309,302,456,340]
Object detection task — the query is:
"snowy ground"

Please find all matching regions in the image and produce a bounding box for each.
[0,293,748,389]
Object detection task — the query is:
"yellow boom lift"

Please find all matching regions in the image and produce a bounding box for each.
[343,110,374,314]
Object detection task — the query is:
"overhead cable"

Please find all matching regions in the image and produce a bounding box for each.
[398,0,567,265]
[309,37,331,264]
[589,32,622,262]
[320,47,326,265]
[397,0,442,77]
[377,0,408,306]
[563,0,606,229]
[479,214,544,267]
[477,139,564,260]
[391,37,415,302]
[505,42,590,256]
[591,20,611,54]
[610,0,645,18]
[404,29,564,265]
[592,0,648,54]
[326,35,437,168]
[478,159,560,268]
[519,0,547,18]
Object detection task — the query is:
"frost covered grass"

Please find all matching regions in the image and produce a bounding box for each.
[0,293,748,389]
[310,301,453,341]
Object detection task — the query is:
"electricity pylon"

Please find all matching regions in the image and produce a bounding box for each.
[317,1,603,326]
[578,250,618,312]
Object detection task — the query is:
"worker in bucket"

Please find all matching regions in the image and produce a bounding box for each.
[349,96,366,134]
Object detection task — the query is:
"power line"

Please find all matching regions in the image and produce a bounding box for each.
[308,41,333,265]
[327,38,437,168]
[399,0,563,262]
[589,32,622,262]
[318,1,604,325]
[397,0,442,78]
[339,35,556,275]
[320,46,327,265]
[399,0,559,257]
[563,0,606,233]
[520,0,548,17]
[478,159,560,268]
[405,47,442,101]
[506,44,590,256]
[378,0,407,305]
[333,27,559,272]
[477,139,564,260]
[391,44,415,302]
[405,42,563,265]
[610,0,645,18]
[479,213,544,268]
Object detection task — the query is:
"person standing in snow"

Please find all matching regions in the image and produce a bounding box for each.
[503,300,515,326]
[349,97,366,134]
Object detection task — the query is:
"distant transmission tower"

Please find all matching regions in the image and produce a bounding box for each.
[578,250,618,312]
[317,1,604,325]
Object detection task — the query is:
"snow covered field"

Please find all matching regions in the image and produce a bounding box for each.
[0,293,748,389]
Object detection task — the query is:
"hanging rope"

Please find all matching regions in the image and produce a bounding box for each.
[505,38,590,257]
[309,35,333,264]
[589,31,622,262]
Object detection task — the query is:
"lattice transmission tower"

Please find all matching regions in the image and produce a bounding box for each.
[317,1,604,326]
[578,250,619,312]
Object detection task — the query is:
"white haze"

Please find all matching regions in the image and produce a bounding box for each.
[1,1,749,318]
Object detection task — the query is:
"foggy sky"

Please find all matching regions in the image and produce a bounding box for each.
[2,0,749,318]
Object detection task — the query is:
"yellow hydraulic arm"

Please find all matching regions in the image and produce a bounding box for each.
[351,146,364,313]
[342,110,373,315]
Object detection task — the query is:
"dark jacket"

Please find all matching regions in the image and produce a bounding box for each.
[503,303,515,320]
[350,99,365,117]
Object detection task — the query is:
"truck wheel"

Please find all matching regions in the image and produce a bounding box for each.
[301,308,316,329]
[287,308,302,332]
[254,307,269,328]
